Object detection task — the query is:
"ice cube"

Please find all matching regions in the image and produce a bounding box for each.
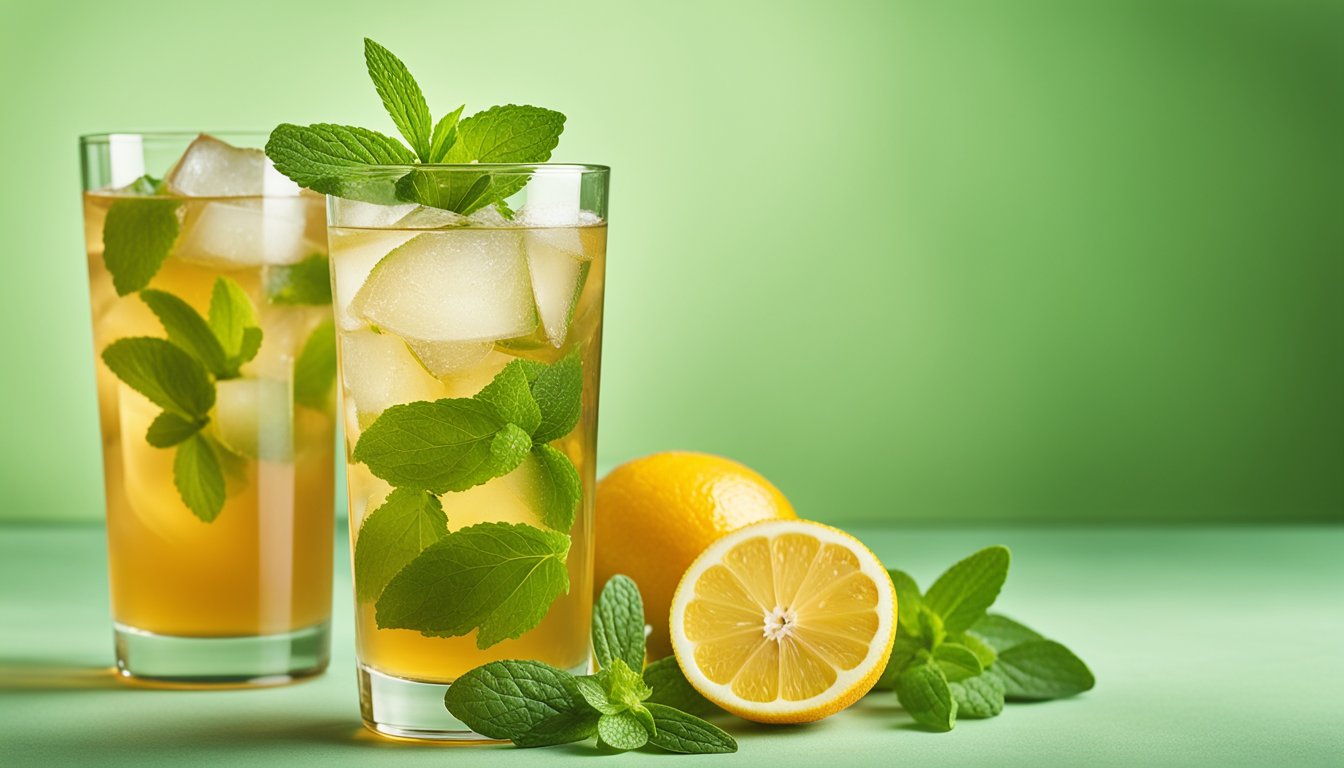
[404,338,493,377]
[519,172,581,227]
[213,378,293,462]
[174,199,313,267]
[329,229,416,330]
[339,329,445,419]
[395,206,467,229]
[163,134,270,197]
[352,231,537,343]
[331,199,418,228]
[466,205,512,228]
[525,237,589,348]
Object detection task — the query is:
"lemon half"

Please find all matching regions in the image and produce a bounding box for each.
[669,519,896,724]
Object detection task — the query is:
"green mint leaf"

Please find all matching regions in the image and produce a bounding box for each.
[643,656,719,716]
[968,613,1045,653]
[917,604,947,648]
[394,169,497,216]
[444,105,566,164]
[139,289,230,377]
[991,640,1095,700]
[353,488,447,602]
[265,254,332,306]
[526,354,582,443]
[173,434,225,522]
[102,198,180,296]
[923,545,1011,633]
[932,642,983,682]
[889,568,923,637]
[529,445,580,534]
[376,521,570,649]
[207,277,262,372]
[353,398,527,493]
[597,711,648,751]
[949,672,1005,719]
[628,702,656,738]
[363,38,433,161]
[592,574,646,672]
[475,359,542,435]
[146,411,206,448]
[513,710,600,748]
[879,632,926,689]
[442,659,586,741]
[958,631,998,668]
[121,174,163,195]
[293,318,337,410]
[428,104,465,163]
[574,675,623,715]
[644,704,736,754]
[101,337,214,419]
[265,123,415,201]
[895,662,957,731]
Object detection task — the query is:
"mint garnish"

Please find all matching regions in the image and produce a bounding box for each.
[376,521,571,648]
[881,547,1095,731]
[173,433,226,522]
[641,657,718,716]
[529,444,580,534]
[444,576,737,755]
[266,254,333,306]
[140,289,231,379]
[293,318,337,410]
[208,277,263,370]
[101,337,215,420]
[102,198,180,296]
[266,39,565,214]
[353,488,447,602]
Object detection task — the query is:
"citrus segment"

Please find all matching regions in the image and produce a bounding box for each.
[670,519,896,723]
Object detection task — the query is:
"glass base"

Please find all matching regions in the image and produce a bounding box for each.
[114,621,330,686]
[358,664,497,742]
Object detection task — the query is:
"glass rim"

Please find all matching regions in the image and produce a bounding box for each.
[336,163,610,176]
[79,131,270,145]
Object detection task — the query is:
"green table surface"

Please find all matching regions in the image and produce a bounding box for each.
[2,524,1341,767]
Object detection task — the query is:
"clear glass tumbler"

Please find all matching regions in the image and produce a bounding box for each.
[327,164,609,739]
[80,132,336,685]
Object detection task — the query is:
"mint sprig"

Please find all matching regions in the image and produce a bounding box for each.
[102,197,180,296]
[444,576,737,755]
[266,39,566,214]
[881,547,1095,731]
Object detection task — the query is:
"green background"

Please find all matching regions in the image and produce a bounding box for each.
[1,0,1340,524]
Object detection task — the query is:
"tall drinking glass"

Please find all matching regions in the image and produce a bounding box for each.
[328,165,609,739]
[80,133,336,684]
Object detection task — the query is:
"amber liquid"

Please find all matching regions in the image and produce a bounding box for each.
[84,192,335,637]
[331,223,606,683]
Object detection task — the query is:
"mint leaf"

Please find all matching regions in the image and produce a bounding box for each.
[530,444,580,533]
[428,104,465,163]
[949,672,1005,719]
[889,568,923,636]
[923,545,1010,633]
[139,289,230,377]
[364,38,432,161]
[265,254,332,306]
[514,710,599,748]
[353,488,447,602]
[265,123,415,202]
[643,657,718,716]
[121,174,163,195]
[174,434,225,522]
[593,575,646,672]
[644,704,737,754]
[992,640,1095,700]
[207,277,262,373]
[443,659,587,741]
[896,663,957,731]
[353,398,528,493]
[293,318,336,410]
[959,631,998,668]
[103,198,180,296]
[969,613,1044,653]
[933,643,983,682]
[146,411,206,448]
[376,521,570,648]
[526,354,582,444]
[444,105,566,164]
[597,711,648,751]
[101,337,214,419]
[574,676,622,715]
[475,359,541,434]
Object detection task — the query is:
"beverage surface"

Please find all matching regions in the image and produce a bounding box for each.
[85,135,336,636]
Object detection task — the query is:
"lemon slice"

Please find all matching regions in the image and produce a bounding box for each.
[669,519,896,723]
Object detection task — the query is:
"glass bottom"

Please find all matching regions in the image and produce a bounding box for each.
[113,621,330,686]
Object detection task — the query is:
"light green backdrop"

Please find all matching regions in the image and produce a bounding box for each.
[1,0,1340,524]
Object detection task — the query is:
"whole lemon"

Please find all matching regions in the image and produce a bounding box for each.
[594,451,797,658]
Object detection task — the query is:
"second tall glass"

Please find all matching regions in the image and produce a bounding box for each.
[328,164,609,740]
